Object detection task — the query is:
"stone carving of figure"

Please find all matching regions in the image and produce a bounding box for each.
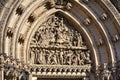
[35,48,40,64]
[49,50,57,65]
[55,50,60,64]
[101,63,111,80]
[76,50,84,65]
[37,49,43,64]
[54,16,60,27]
[66,50,73,65]
[62,30,70,46]
[80,51,86,65]
[80,52,86,60]
[84,50,91,64]
[77,33,83,47]
[30,48,36,64]
[62,50,67,64]
[71,53,77,65]
[44,49,50,64]
[72,31,78,46]
[59,49,64,65]
[30,14,92,67]
[53,28,59,42]
[34,31,43,44]
[69,30,74,46]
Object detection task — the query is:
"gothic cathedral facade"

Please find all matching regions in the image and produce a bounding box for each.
[0,0,120,80]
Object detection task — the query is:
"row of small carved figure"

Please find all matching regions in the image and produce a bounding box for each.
[30,48,91,65]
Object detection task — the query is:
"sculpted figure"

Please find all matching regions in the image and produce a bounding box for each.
[35,48,40,64]
[72,31,78,46]
[35,32,42,43]
[37,49,43,64]
[30,48,36,64]
[101,63,111,80]
[80,51,86,65]
[84,51,91,64]
[76,50,84,65]
[71,55,77,65]
[50,50,57,65]
[66,50,73,65]
[77,33,83,47]
[29,14,92,67]
[62,50,67,64]
[59,49,64,65]
[55,50,60,64]
[80,52,86,60]
[44,49,50,64]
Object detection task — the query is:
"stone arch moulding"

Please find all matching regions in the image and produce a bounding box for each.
[0,0,120,80]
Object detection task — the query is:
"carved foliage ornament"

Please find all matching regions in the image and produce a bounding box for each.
[29,14,91,67]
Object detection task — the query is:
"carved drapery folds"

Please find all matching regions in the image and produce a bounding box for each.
[29,14,91,67]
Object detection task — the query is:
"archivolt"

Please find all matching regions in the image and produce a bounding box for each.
[0,0,120,72]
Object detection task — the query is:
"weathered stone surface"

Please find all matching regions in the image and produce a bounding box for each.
[0,0,119,80]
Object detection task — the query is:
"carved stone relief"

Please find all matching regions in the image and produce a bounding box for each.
[47,0,72,10]
[29,14,91,66]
